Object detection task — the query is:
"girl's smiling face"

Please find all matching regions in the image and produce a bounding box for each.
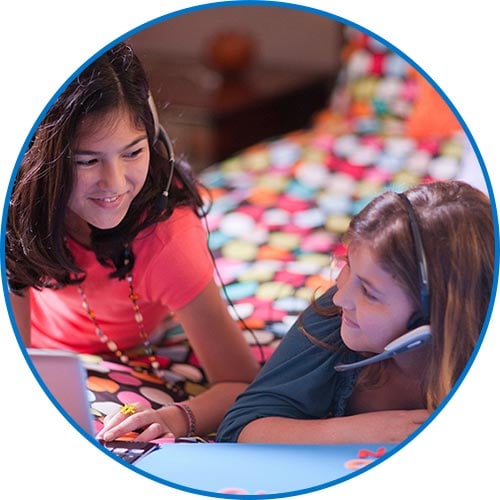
[65,107,150,240]
[333,243,415,354]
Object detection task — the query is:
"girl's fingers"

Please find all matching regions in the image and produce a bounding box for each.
[134,422,170,441]
[97,402,147,439]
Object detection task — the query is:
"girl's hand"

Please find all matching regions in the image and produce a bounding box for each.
[96,402,175,442]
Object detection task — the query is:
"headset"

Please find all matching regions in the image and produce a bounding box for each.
[334,192,432,372]
[147,93,266,363]
[148,93,176,208]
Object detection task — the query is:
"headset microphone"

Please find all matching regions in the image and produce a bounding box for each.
[156,125,175,200]
[334,325,431,372]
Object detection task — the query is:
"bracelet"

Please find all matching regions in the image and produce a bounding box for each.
[169,402,196,437]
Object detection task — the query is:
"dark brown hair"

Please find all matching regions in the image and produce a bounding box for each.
[7,43,206,293]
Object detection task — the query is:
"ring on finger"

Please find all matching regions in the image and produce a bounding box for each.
[120,403,137,416]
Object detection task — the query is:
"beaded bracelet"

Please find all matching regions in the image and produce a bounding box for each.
[170,402,196,437]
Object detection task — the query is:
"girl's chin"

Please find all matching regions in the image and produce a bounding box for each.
[87,212,128,230]
[91,220,123,230]
[340,327,375,354]
[339,327,358,351]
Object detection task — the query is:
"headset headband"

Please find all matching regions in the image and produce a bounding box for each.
[397,192,430,322]
[147,93,175,199]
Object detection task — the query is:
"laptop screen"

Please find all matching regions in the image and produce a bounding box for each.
[27,348,95,437]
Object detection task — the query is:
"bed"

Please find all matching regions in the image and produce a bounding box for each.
[74,27,485,441]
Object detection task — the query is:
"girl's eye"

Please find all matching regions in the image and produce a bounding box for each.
[74,158,98,168]
[124,147,143,159]
[362,285,378,301]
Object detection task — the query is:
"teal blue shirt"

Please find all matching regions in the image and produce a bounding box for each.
[216,286,362,442]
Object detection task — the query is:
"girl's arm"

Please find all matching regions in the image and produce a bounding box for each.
[9,291,31,346]
[98,279,260,441]
[237,409,431,444]
[175,279,260,386]
[162,278,261,437]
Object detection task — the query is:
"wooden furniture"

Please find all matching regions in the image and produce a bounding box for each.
[143,58,335,171]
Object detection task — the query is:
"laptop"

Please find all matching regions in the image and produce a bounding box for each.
[27,348,158,463]
[27,348,95,436]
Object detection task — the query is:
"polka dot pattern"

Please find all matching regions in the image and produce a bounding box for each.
[77,29,473,441]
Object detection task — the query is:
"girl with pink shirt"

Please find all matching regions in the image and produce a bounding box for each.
[6,42,259,441]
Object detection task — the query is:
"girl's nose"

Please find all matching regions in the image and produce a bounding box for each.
[98,160,126,191]
[332,266,353,310]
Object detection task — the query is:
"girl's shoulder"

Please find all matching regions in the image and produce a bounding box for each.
[133,207,211,273]
[138,206,203,245]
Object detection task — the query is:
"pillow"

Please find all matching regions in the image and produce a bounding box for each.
[328,27,418,135]
[405,69,462,139]
[316,26,463,147]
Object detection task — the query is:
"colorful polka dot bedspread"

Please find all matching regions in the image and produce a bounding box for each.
[84,125,473,440]
[80,27,482,441]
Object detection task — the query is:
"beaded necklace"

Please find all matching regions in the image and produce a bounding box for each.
[76,246,162,377]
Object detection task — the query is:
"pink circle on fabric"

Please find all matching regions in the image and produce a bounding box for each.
[274,270,305,287]
[281,223,310,236]
[243,329,275,345]
[252,305,287,322]
[238,204,265,220]
[109,371,142,386]
[117,391,152,408]
[205,213,222,231]
[215,258,249,283]
[277,195,310,213]
[188,351,201,367]
[101,361,134,373]
[365,167,391,183]
[251,345,275,362]
[171,363,204,383]
[311,133,334,149]
[302,233,333,252]
[139,386,175,406]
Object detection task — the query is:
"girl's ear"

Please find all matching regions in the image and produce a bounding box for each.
[406,311,427,331]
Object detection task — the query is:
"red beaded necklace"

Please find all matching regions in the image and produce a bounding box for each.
[77,275,161,375]
[76,244,162,377]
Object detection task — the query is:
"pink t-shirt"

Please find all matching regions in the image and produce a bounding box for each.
[30,207,214,353]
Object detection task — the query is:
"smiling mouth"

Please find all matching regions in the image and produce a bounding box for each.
[90,194,123,203]
[342,314,359,328]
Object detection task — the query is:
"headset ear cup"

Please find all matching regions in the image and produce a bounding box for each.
[406,311,426,331]
[153,190,169,212]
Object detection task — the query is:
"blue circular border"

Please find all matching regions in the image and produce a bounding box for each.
[2,1,498,499]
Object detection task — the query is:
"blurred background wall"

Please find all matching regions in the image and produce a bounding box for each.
[125,5,345,170]
[127,5,344,73]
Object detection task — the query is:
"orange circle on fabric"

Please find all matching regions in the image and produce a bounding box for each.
[257,245,292,261]
[305,275,331,293]
[238,317,265,330]
[87,375,120,393]
[247,188,279,206]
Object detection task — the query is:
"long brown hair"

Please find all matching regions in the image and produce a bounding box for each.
[303,180,494,410]
[7,43,206,293]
